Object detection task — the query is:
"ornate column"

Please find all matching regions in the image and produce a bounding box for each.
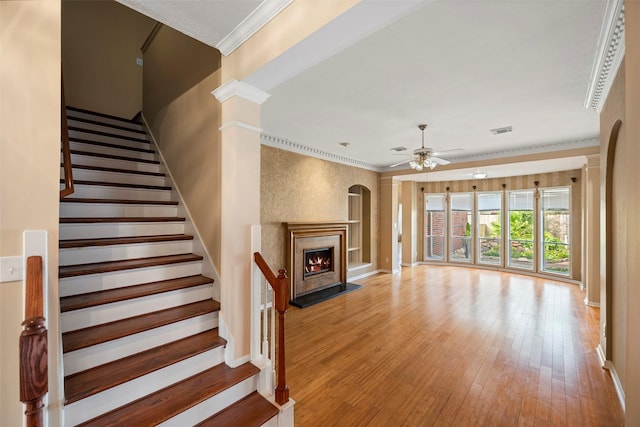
[380,176,399,273]
[584,154,600,306]
[212,80,269,364]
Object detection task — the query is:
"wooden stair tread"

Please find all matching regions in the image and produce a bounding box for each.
[67,115,147,134]
[77,362,259,426]
[60,274,212,312]
[69,127,149,144]
[67,106,141,125]
[60,198,177,206]
[195,391,279,427]
[70,149,160,164]
[69,136,153,153]
[66,163,166,177]
[59,253,201,278]
[63,299,220,353]
[60,216,185,224]
[60,234,192,249]
[61,179,171,191]
[64,329,225,404]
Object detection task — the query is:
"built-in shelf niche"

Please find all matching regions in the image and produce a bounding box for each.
[348,185,371,269]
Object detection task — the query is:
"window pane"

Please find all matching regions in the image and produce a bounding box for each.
[508,190,534,270]
[477,192,502,265]
[541,188,570,275]
[450,193,473,262]
[425,194,445,260]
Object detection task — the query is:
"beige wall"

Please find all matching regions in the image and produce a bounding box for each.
[62,0,155,118]
[261,146,379,278]
[600,59,626,393]
[624,2,640,422]
[143,25,222,270]
[420,170,582,280]
[0,1,62,424]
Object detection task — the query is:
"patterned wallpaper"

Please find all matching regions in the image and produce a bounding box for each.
[261,145,379,276]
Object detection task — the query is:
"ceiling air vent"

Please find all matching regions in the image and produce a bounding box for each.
[390,146,407,152]
[490,126,513,135]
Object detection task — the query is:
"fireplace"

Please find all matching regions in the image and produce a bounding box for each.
[304,247,334,277]
[285,222,348,300]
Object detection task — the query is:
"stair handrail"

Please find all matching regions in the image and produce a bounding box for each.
[20,256,48,427]
[60,72,74,199]
[252,252,290,405]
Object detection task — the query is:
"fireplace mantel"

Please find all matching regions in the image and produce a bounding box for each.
[284,221,348,299]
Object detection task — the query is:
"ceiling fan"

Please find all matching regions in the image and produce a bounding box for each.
[389,124,454,171]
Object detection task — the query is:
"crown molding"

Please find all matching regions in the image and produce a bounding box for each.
[261,134,383,172]
[585,0,625,112]
[216,0,294,56]
[220,121,263,134]
[431,137,600,165]
[212,80,271,105]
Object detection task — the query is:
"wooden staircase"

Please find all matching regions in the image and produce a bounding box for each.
[59,106,279,426]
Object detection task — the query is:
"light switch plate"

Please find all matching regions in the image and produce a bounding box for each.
[0,256,24,282]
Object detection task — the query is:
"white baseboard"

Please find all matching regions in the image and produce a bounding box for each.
[597,346,626,413]
[347,269,380,282]
[584,297,600,307]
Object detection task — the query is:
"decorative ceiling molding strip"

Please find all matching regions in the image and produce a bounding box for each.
[585,0,625,111]
[212,79,271,105]
[220,121,263,134]
[433,137,600,165]
[216,0,294,56]
[261,134,383,172]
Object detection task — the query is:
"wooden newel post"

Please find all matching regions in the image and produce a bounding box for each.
[274,269,290,405]
[20,256,48,427]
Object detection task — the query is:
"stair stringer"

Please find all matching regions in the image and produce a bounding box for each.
[140,113,221,304]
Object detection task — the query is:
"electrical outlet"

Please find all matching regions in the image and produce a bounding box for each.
[136,57,143,66]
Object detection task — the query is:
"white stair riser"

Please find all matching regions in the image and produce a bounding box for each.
[158,376,259,427]
[63,313,218,375]
[69,153,162,174]
[60,202,177,219]
[69,140,156,162]
[65,184,174,201]
[68,120,149,141]
[66,111,145,132]
[61,285,213,332]
[59,240,193,266]
[60,222,185,240]
[59,261,201,296]
[63,168,168,187]
[63,347,225,426]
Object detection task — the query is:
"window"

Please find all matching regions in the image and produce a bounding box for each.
[477,192,502,265]
[424,194,446,260]
[450,193,473,262]
[540,188,570,275]
[507,190,535,270]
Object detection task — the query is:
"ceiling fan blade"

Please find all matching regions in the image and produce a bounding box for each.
[389,159,412,168]
[431,156,450,165]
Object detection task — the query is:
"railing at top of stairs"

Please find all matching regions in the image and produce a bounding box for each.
[252,252,290,405]
[60,71,74,199]
[20,256,48,427]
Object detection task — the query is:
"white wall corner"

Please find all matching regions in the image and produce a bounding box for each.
[212,80,271,105]
[219,313,251,368]
[215,0,294,56]
[584,0,625,111]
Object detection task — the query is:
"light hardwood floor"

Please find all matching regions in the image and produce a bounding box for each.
[285,265,624,426]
